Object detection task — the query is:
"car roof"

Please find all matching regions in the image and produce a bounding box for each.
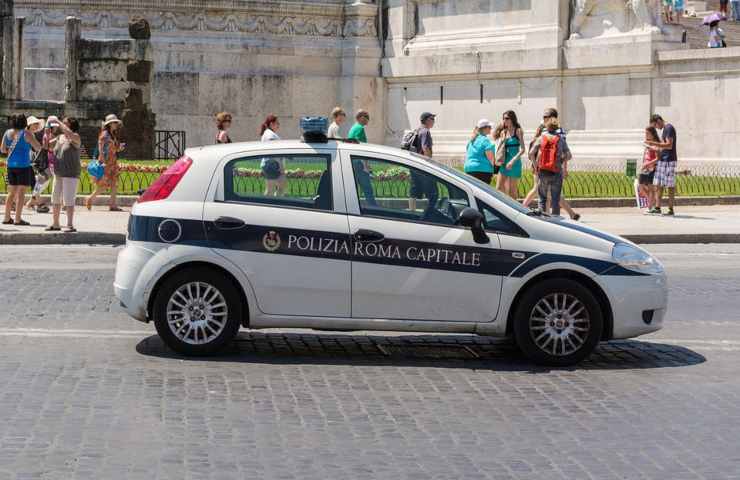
[185,140,413,164]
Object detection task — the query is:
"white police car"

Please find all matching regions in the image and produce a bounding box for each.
[114,139,667,366]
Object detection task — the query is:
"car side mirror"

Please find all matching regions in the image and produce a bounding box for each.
[458,207,490,244]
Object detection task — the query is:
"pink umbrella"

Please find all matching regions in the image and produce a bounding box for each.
[703,12,726,25]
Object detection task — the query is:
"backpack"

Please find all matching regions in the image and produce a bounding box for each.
[400,129,419,152]
[538,134,561,173]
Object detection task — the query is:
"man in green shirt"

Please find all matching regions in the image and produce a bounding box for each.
[347,110,376,205]
[347,110,369,143]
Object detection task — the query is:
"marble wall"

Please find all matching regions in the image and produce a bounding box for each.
[14,0,383,146]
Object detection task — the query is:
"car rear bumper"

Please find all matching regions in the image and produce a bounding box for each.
[114,242,157,322]
[601,272,668,339]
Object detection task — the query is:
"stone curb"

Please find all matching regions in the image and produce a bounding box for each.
[0,232,126,245]
[622,234,740,245]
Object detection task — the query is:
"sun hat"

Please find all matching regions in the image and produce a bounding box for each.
[476,118,492,129]
[103,114,123,127]
[26,116,44,127]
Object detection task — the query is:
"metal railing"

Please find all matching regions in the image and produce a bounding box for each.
[0,158,739,198]
[155,130,186,160]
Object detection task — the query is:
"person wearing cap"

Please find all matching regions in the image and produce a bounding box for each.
[86,114,124,211]
[464,119,496,184]
[409,112,436,211]
[45,116,82,232]
[529,108,572,217]
[26,119,61,213]
[1,114,43,226]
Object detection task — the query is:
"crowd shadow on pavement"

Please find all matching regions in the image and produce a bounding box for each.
[135,332,706,372]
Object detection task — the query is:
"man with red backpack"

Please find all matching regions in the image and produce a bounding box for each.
[529,108,572,217]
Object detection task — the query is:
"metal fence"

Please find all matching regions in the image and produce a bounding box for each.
[1,158,739,198]
[155,130,186,160]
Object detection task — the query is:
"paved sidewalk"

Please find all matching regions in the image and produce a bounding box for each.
[0,205,738,245]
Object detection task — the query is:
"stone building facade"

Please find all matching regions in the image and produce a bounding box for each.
[10,0,740,168]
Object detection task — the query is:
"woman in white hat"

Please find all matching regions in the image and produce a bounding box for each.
[86,114,124,211]
[0,114,43,225]
[463,119,496,184]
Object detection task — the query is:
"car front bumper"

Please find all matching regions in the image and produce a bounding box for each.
[600,272,668,339]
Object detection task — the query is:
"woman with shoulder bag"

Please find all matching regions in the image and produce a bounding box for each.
[86,114,124,211]
[46,116,82,232]
[1,114,43,226]
[498,110,525,199]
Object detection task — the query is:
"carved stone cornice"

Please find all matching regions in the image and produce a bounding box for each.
[14,0,378,37]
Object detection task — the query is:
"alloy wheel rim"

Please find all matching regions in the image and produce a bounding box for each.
[529,293,590,357]
[166,282,228,345]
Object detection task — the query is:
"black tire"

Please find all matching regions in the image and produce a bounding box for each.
[152,266,242,356]
[513,278,603,366]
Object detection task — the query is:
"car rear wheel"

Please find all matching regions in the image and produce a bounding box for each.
[152,267,242,355]
[513,278,603,366]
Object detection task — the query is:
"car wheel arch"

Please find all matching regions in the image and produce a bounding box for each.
[505,269,613,341]
[146,261,251,328]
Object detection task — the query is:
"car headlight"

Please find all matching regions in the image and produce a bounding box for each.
[612,243,664,275]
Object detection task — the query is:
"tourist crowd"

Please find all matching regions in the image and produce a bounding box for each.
[214,106,679,219]
[0,112,125,232]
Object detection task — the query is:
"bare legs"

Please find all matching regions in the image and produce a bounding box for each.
[3,186,28,224]
[264,175,286,197]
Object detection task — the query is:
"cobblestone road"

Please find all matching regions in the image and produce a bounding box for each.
[0,245,738,480]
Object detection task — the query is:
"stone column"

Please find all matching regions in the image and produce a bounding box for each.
[339,1,384,142]
[64,16,81,102]
[1,13,23,100]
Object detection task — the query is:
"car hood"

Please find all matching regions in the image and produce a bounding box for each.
[517,213,630,255]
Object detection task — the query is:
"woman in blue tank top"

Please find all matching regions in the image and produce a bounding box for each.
[1,114,43,225]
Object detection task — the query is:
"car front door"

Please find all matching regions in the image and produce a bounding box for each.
[203,148,352,318]
[343,152,505,323]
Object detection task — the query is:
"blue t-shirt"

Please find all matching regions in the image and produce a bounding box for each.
[464,134,495,174]
[2,129,32,168]
[660,124,677,163]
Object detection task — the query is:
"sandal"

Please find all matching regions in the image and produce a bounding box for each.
[45,226,61,231]
[2,219,13,225]
[109,206,123,212]
[14,220,30,226]
[63,226,77,233]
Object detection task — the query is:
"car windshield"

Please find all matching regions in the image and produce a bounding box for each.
[412,153,531,215]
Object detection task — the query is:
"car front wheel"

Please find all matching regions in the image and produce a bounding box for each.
[152,267,242,355]
[513,278,603,366]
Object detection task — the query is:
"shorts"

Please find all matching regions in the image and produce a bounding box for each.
[261,159,282,180]
[51,176,79,208]
[638,171,655,185]
[653,161,676,188]
[6,167,35,187]
[467,171,493,184]
[409,171,435,199]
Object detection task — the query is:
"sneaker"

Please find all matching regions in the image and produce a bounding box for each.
[662,208,675,217]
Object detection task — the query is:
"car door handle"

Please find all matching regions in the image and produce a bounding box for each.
[353,229,385,243]
[213,216,246,230]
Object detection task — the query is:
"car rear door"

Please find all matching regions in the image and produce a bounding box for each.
[203,147,352,318]
[341,150,504,323]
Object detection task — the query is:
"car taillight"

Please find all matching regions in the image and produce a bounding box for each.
[138,156,193,203]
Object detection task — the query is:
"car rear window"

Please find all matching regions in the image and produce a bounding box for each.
[223,154,333,211]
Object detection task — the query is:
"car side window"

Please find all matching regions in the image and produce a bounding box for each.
[350,155,470,226]
[476,199,525,236]
[224,154,333,211]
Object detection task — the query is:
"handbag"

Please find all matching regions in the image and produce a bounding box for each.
[494,135,507,166]
[87,159,105,180]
